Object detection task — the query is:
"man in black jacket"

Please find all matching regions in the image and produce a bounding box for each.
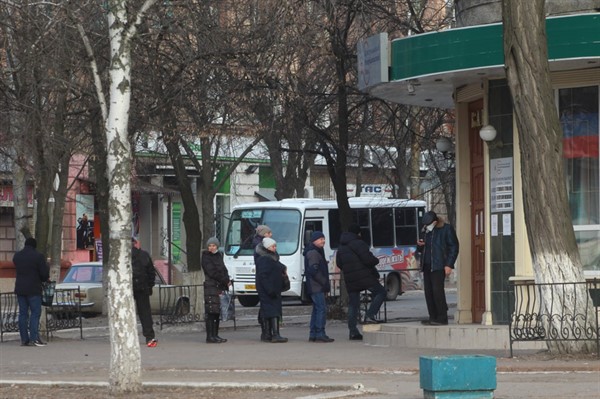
[336,224,386,340]
[132,237,157,347]
[13,237,50,347]
[417,211,459,326]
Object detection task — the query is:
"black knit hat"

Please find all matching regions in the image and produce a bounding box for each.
[310,231,325,242]
[422,211,438,226]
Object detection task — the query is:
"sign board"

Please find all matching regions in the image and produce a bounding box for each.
[490,157,513,213]
[357,33,389,91]
[346,184,395,198]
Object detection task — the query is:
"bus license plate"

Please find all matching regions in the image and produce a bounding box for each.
[244,284,256,290]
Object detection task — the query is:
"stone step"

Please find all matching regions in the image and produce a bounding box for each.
[362,322,546,351]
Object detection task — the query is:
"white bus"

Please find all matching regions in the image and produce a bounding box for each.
[223,197,427,307]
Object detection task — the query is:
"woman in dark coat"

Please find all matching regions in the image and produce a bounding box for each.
[255,237,288,343]
[201,237,231,344]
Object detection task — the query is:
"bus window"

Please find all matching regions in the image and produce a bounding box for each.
[328,208,371,248]
[303,220,323,247]
[328,210,342,248]
[224,208,302,256]
[372,208,394,247]
[395,207,419,245]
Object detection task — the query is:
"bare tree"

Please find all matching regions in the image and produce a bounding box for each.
[502,0,594,354]
[78,0,159,392]
[0,2,95,276]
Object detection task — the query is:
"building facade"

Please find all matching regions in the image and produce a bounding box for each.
[362,0,600,324]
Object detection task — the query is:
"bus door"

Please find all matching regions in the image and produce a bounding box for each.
[303,220,323,247]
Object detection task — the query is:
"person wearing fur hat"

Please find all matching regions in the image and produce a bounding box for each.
[255,237,288,343]
[416,211,459,326]
[201,237,232,343]
[303,231,334,343]
[252,225,273,332]
[252,225,272,264]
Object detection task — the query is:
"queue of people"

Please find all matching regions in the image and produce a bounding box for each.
[13,211,457,348]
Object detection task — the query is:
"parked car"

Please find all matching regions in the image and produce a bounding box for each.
[54,262,190,317]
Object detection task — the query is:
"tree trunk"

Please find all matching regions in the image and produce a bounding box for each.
[49,157,70,282]
[13,134,30,247]
[502,0,595,355]
[104,0,159,392]
[163,133,202,273]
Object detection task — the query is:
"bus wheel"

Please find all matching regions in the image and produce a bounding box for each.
[238,295,260,307]
[385,274,401,301]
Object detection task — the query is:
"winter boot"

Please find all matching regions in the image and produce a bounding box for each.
[270,317,288,343]
[260,317,272,342]
[214,317,227,343]
[205,316,219,344]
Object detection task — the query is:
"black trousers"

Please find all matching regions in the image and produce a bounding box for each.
[422,268,448,323]
[133,289,155,342]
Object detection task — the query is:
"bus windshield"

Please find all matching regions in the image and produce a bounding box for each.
[225,209,302,256]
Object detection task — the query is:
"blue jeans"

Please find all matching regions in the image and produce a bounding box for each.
[17,295,42,343]
[365,282,387,319]
[309,292,327,338]
[347,282,386,333]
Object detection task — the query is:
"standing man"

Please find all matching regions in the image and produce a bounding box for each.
[131,237,157,347]
[417,211,459,326]
[303,231,334,343]
[336,224,386,340]
[13,237,50,347]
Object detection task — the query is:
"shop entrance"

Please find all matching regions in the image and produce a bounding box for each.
[469,99,485,323]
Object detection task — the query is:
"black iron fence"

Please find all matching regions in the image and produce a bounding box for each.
[46,288,85,339]
[307,272,389,323]
[1,288,84,342]
[157,284,203,328]
[156,284,237,330]
[508,279,600,357]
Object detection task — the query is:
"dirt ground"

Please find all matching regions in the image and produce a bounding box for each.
[0,385,351,399]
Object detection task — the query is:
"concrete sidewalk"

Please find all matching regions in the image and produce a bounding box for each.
[1,317,599,398]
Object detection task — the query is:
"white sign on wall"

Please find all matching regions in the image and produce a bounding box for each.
[357,33,389,91]
[490,157,514,213]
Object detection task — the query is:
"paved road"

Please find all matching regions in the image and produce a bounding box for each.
[1,290,599,398]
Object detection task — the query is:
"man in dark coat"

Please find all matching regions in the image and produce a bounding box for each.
[13,237,50,346]
[336,224,386,340]
[201,236,231,344]
[132,237,157,347]
[303,231,334,343]
[417,211,459,325]
[255,237,287,343]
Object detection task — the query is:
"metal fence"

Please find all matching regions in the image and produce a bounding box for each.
[1,288,84,342]
[311,272,389,323]
[156,284,237,330]
[46,288,85,340]
[508,279,600,357]
[157,284,203,328]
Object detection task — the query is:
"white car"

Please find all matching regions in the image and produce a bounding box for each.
[54,262,190,316]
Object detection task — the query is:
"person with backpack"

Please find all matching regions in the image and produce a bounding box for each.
[131,237,157,347]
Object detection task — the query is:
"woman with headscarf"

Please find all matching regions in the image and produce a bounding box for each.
[255,237,288,343]
[201,237,231,343]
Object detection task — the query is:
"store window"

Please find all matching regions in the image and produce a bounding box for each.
[559,85,600,271]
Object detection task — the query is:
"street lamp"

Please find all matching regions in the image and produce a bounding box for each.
[436,137,455,160]
[479,125,502,148]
